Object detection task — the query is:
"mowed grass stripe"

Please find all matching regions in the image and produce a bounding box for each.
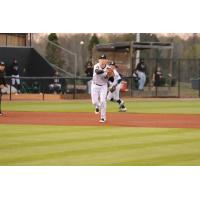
[0,125,197,154]
[114,152,200,166]
[1,131,200,157]
[0,124,190,140]
[0,127,188,150]
[1,139,200,166]
[0,126,200,165]
[14,139,200,166]
[0,136,200,164]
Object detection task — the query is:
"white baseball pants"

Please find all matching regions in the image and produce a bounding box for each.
[91,83,108,120]
[137,71,146,90]
[11,75,20,85]
[107,83,121,101]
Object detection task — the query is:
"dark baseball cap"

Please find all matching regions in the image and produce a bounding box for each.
[0,61,5,66]
[99,54,107,59]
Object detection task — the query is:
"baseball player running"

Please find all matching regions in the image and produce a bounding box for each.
[91,54,112,123]
[107,61,127,112]
[0,61,7,116]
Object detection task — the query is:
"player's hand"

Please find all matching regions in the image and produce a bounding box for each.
[106,68,114,78]
[110,85,116,93]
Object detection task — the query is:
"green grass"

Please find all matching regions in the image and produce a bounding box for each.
[0,124,200,166]
[1,99,200,166]
[2,99,200,114]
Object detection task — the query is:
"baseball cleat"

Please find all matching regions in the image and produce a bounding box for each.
[99,118,106,123]
[120,100,124,106]
[119,107,127,112]
[119,103,127,112]
[95,107,100,114]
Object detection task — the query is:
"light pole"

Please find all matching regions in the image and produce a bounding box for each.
[80,41,85,75]
[80,41,84,45]
[135,33,140,68]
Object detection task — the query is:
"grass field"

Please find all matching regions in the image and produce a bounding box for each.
[2,99,200,114]
[1,99,200,166]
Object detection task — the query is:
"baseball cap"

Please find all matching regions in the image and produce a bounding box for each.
[99,54,107,59]
[140,58,144,63]
[0,61,5,66]
[110,61,115,65]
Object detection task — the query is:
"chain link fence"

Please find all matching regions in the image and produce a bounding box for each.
[1,58,200,100]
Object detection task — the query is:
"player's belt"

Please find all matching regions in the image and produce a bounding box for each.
[95,83,103,86]
[93,82,103,86]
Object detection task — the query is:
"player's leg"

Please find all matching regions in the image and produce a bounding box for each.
[16,75,21,93]
[49,84,54,93]
[99,84,108,122]
[11,75,16,90]
[107,90,114,101]
[114,84,127,112]
[87,80,92,94]
[137,72,142,90]
[91,83,100,114]
[12,75,19,95]
[138,72,146,90]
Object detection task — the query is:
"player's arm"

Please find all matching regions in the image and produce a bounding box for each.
[108,72,119,92]
[112,72,121,87]
[94,65,104,74]
[95,69,104,74]
[0,77,6,88]
[3,76,6,86]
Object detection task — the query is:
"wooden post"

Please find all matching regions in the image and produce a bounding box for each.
[6,34,8,46]
[178,59,181,98]
[168,43,174,91]
[30,33,32,47]
[149,48,153,92]
[199,59,200,98]
[130,41,133,96]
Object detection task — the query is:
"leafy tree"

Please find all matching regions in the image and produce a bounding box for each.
[139,33,161,59]
[99,33,135,43]
[46,33,65,68]
[88,34,99,59]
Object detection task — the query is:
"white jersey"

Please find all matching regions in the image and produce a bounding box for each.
[92,63,109,86]
[109,69,122,87]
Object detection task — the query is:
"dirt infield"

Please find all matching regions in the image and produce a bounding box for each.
[0,111,200,128]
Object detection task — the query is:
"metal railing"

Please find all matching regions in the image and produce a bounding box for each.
[2,75,200,101]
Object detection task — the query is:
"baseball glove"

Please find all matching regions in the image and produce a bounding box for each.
[109,85,116,93]
[106,68,114,78]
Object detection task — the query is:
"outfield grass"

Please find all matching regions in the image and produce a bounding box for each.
[1,99,200,166]
[2,99,200,114]
[0,124,200,166]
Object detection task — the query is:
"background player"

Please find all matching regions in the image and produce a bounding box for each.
[0,61,7,116]
[10,59,21,94]
[135,58,147,90]
[107,61,127,112]
[91,54,113,123]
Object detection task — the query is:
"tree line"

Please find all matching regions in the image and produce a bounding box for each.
[32,33,200,77]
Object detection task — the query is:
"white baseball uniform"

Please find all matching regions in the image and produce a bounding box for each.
[91,63,109,120]
[107,69,122,101]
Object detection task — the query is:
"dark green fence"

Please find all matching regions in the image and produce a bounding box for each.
[3,58,200,100]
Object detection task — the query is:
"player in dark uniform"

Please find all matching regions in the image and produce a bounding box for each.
[85,61,93,94]
[0,61,7,116]
[10,59,21,94]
